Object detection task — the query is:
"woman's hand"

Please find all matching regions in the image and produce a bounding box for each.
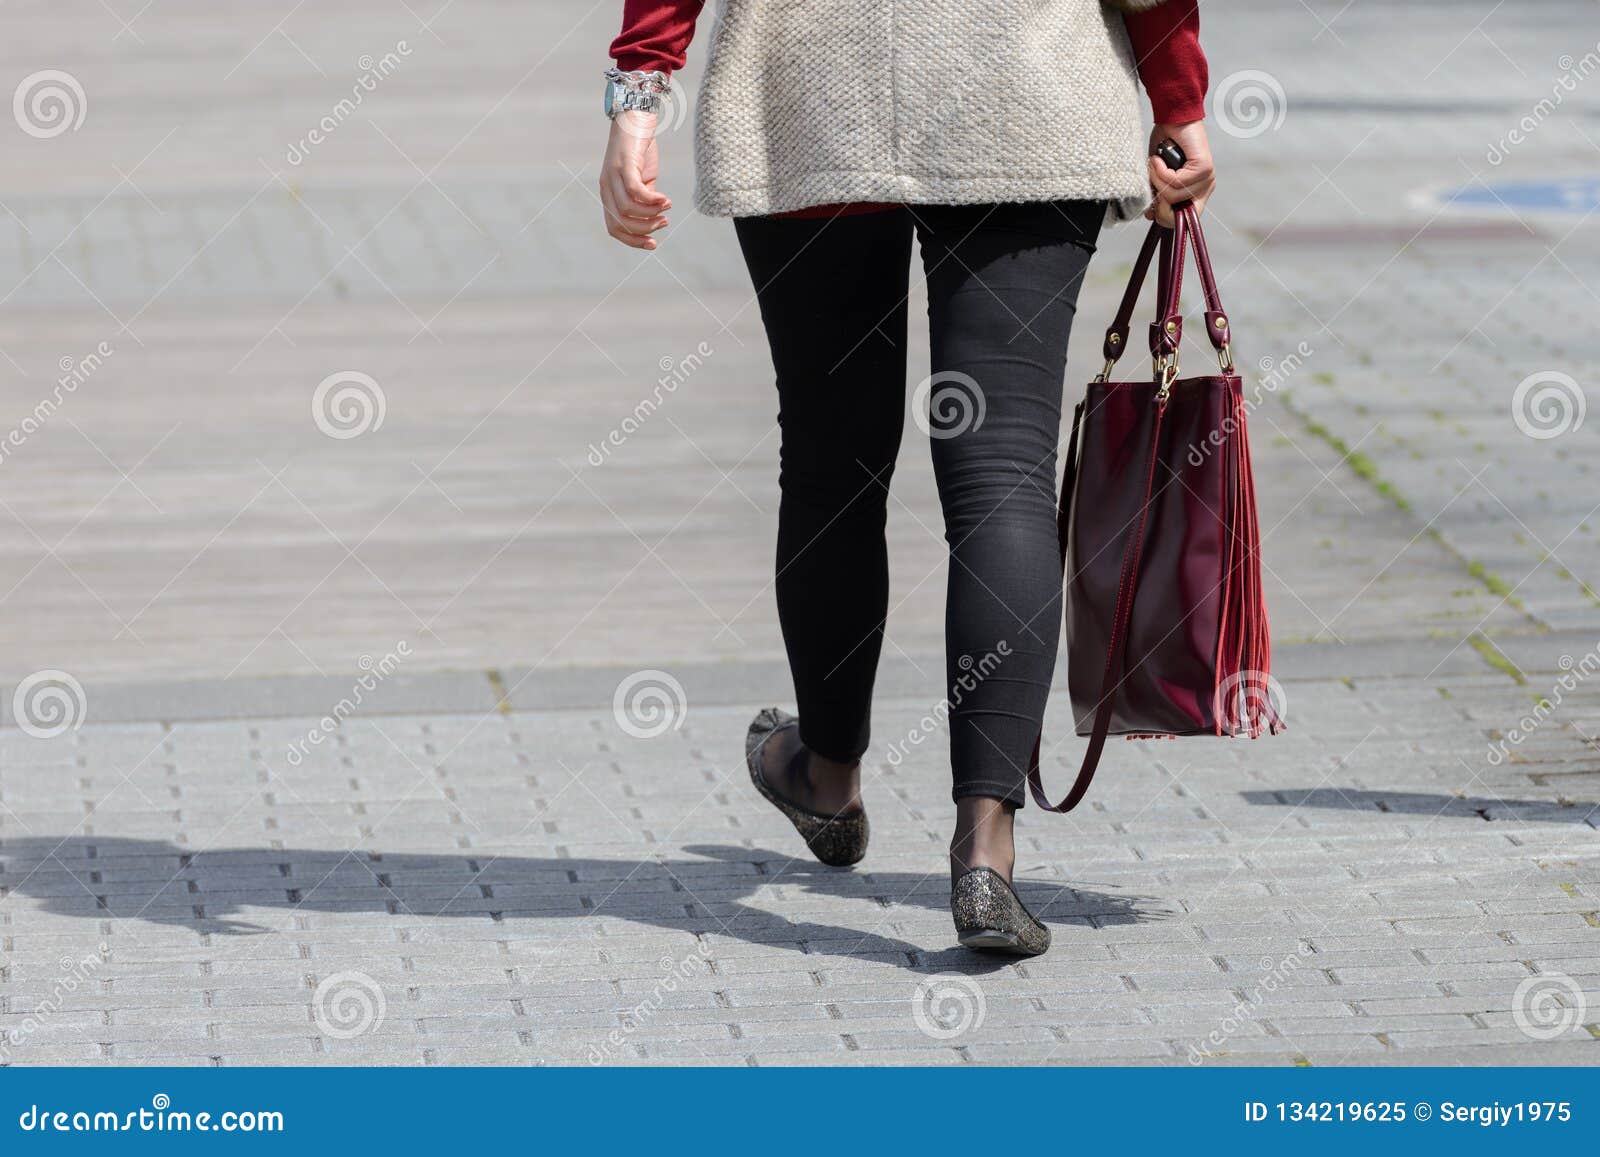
[1146,121,1215,226]
[600,113,671,250]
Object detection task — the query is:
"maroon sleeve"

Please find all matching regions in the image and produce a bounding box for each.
[610,0,705,74]
[1124,0,1208,125]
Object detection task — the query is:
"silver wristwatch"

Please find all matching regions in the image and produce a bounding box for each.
[604,68,669,119]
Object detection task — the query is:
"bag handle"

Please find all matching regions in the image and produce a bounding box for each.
[1181,205,1234,373]
[1098,224,1164,374]
[1097,204,1235,382]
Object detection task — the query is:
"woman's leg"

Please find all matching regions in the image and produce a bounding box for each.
[911,200,1105,877]
[734,209,915,813]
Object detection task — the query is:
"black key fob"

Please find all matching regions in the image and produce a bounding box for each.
[1154,138,1187,171]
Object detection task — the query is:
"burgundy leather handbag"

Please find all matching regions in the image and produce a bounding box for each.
[1029,203,1283,813]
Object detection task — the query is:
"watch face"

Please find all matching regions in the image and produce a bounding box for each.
[604,80,618,118]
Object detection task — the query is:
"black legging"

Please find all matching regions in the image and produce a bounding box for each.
[735,200,1104,807]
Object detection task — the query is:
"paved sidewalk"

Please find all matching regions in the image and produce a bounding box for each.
[1,652,1597,1066]
[1,1,1599,1064]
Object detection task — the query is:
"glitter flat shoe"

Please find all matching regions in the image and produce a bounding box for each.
[745,707,868,867]
[951,867,1050,955]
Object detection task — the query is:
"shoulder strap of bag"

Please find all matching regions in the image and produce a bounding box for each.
[1028,204,1224,812]
[1027,396,1165,812]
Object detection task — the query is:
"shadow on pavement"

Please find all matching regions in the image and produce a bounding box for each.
[0,837,1162,964]
[1241,788,1599,824]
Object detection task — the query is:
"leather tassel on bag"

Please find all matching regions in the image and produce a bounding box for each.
[1029,202,1283,814]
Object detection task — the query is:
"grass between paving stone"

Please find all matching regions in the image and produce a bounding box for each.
[1465,632,1526,685]
[1278,390,1538,628]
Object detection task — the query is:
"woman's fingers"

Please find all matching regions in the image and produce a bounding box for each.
[1150,155,1213,202]
[611,171,668,218]
[1147,155,1215,224]
[1147,121,1217,221]
[601,171,669,248]
[606,168,668,215]
[618,153,670,213]
[599,179,664,249]
[605,171,667,223]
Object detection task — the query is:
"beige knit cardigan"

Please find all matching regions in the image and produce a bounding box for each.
[692,0,1167,219]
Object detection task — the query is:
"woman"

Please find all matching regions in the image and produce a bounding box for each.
[600,0,1215,955]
